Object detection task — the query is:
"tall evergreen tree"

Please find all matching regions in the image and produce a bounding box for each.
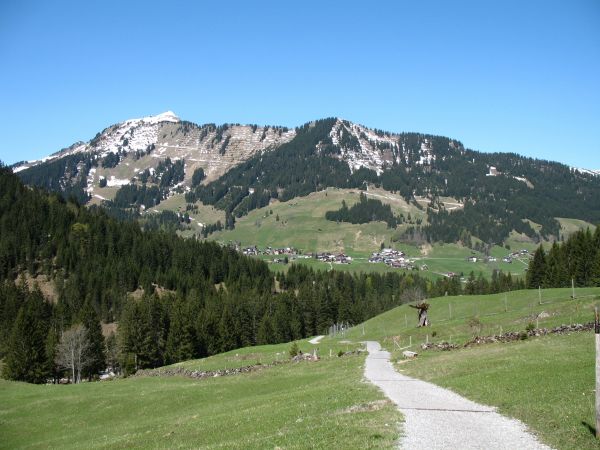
[527,246,547,289]
[3,289,50,383]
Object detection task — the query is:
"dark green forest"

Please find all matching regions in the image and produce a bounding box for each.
[0,164,534,383]
[526,228,600,289]
[325,193,403,228]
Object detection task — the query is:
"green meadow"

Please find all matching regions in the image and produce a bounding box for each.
[3,287,600,449]
[324,287,600,449]
[0,352,400,449]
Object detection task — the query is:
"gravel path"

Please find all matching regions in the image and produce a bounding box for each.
[363,341,552,450]
[308,335,324,344]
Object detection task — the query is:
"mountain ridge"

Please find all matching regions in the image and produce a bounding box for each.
[9,112,600,247]
[11,112,599,176]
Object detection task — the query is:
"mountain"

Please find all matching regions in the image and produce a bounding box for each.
[10,113,600,247]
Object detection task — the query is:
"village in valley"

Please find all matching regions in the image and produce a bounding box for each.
[234,241,534,279]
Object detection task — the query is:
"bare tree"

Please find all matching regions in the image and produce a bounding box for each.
[400,286,426,304]
[55,324,90,384]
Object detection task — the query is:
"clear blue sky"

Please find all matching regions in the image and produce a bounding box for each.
[1,0,599,168]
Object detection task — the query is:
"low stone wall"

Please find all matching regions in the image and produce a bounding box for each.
[135,360,289,379]
[419,322,594,351]
[135,349,361,379]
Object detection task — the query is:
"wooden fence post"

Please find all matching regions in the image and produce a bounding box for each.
[595,306,600,439]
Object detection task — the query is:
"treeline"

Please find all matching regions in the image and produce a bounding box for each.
[526,228,600,288]
[1,281,105,384]
[0,163,434,382]
[325,193,403,228]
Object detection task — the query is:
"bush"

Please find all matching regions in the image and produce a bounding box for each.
[289,342,300,358]
[525,322,535,332]
[337,350,344,357]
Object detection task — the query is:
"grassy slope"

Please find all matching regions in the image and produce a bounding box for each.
[91,184,596,279]
[167,338,360,372]
[322,287,600,450]
[338,287,600,346]
[401,333,597,450]
[557,217,597,240]
[202,188,531,278]
[212,188,419,255]
[0,352,401,449]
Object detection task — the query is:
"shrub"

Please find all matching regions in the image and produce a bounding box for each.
[289,342,300,358]
[525,322,535,332]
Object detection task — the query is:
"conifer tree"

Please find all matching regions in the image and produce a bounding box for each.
[165,297,195,363]
[527,246,547,288]
[3,290,50,383]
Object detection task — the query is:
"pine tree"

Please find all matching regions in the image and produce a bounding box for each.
[527,246,547,289]
[3,290,50,383]
[218,303,238,352]
[165,298,195,364]
[256,311,275,345]
[45,324,61,384]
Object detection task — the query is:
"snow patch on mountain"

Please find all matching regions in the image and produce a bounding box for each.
[329,119,396,175]
[572,167,600,176]
[328,119,438,174]
[92,112,179,157]
[106,176,131,187]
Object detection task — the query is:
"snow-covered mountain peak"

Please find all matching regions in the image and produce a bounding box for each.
[140,111,180,124]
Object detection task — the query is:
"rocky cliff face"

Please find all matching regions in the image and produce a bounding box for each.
[13,112,296,201]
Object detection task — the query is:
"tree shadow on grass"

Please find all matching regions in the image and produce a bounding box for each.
[581,421,596,437]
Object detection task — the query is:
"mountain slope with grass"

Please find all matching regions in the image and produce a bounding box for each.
[11,114,600,253]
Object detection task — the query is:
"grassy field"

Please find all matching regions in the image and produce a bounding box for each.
[196,187,533,278]
[320,287,600,449]
[401,333,598,450]
[166,337,361,372]
[0,349,401,449]
[557,217,597,240]
[335,287,600,348]
[212,188,415,255]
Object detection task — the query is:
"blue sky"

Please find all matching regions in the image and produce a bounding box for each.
[0,0,599,168]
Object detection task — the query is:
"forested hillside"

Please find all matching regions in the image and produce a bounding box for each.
[526,228,600,288]
[4,164,511,382]
[185,119,600,245]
